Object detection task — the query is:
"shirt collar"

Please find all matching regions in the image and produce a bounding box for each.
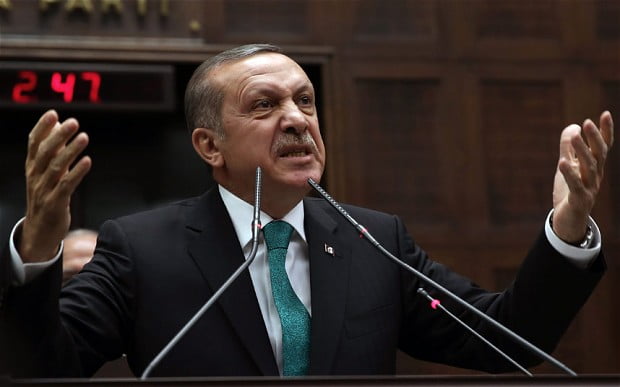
[219,185,307,249]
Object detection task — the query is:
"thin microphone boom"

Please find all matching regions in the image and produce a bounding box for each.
[141,167,264,379]
[307,177,577,377]
[417,288,532,376]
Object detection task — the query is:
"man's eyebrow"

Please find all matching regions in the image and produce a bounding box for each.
[297,80,314,90]
[293,83,315,95]
[297,87,314,94]
[242,83,284,96]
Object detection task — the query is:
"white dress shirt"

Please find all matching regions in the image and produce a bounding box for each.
[219,185,311,375]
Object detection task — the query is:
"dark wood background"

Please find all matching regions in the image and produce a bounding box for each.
[0,0,618,376]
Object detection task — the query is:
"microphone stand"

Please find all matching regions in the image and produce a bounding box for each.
[141,167,264,379]
[307,177,577,377]
[417,288,532,376]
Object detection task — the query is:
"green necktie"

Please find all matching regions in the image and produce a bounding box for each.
[263,220,311,376]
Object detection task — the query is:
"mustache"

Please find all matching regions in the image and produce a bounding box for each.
[272,131,319,154]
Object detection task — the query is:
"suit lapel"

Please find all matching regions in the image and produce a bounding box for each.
[304,199,352,375]
[186,189,278,375]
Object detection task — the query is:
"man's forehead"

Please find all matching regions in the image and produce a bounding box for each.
[211,52,307,87]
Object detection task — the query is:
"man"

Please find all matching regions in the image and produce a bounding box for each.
[0,44,614,378]
[61,229,98,285]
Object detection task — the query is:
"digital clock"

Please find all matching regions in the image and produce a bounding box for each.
[0,62,175,111]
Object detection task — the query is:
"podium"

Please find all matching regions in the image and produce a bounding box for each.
[8,375,620,386]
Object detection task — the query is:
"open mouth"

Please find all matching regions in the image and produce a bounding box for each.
[281,150,308,157]
[278,146,311,158]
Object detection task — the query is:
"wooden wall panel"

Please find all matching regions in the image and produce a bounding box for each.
[602,81,620,234]
[344,0,441,58]
[336,60,464,243]
[596,0,620,41]
[480,80,561,226]
[353,0,438,41]
[352,79,452,226]
[448,0,571,60]
[613,265,620,371]
[475,0,560,40]
[223,0,308,40]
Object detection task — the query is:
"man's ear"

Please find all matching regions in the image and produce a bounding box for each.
[192,128,224,168]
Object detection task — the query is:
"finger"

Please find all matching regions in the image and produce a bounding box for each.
[600,110,614,148]
[31,118,80,176]
[581,119,607,177]
[27,110,58,163]
[40,132,89,190]
[53,155,92,201]
[558,157,587,199]
[558,124,581,160]
[571,132,598,188]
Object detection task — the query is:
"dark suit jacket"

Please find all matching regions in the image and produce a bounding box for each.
[0,188,605,378]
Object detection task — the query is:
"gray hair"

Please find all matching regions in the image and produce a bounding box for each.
[184,44,283,137]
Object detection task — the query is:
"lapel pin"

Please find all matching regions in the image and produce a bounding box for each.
[324,243,335,256]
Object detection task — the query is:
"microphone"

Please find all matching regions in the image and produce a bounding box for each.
[307,177,577,377]
[141,167,264,379]
[416,287,532,376]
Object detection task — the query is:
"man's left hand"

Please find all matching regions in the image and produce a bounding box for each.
[552,111,614,244]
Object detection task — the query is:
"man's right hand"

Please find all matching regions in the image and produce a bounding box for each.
[18,110,92,263]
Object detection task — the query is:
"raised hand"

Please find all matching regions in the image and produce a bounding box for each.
[19,110,92,262]
[552,111,614,243]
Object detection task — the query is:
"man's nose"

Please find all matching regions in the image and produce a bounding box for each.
[280,102,307,134]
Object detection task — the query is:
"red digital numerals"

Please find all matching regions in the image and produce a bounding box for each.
[12,71,37,103]
[12,71,102,103]
[80,72,101,103]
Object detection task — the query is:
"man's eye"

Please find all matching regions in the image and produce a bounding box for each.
[299,96,312,105]
[254,100,273,109]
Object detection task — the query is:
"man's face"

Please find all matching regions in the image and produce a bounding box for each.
[62,233,97,284]
[210,53,326,208]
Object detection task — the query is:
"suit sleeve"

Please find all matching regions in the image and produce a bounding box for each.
[394,217,605,372]
[0,219,135,378]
